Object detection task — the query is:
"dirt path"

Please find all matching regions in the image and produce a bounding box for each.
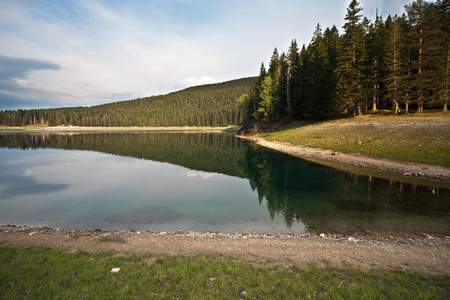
[1,226,449,274]
[238,136,450,184]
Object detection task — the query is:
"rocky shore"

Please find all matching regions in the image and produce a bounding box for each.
[1,225,449,274]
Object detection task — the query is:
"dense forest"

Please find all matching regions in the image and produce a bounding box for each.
[239,0,449,122]
[0,77,253,127]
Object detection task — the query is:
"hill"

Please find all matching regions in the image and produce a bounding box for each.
[0,77,255,127]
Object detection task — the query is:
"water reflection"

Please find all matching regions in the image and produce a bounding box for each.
[0,132,448,237]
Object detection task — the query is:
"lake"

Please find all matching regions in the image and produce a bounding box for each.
[0,131,448,237]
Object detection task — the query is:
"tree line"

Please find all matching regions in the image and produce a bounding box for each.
[238,0,449,122]
[0,78,253,127]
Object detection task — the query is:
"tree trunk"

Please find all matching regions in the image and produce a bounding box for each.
[445,43,449,112]
[354,101,361,116]
[393,100,399,114]
[286,64,292,120]
[418,102,424,112]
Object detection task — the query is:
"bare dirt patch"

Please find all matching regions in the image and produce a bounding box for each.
[1,226,449,274]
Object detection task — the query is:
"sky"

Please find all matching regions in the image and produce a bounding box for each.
[0,0,413,110]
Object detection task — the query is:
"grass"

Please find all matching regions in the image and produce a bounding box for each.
[262,112,450,168]
[1,245,449,299]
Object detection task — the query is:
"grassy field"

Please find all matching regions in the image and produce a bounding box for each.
[263,112,450,168]
[1,245,448,299]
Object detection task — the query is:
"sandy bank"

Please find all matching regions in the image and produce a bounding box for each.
[238,135,450,184]
[1,226,448,274]
[0,125,239,132]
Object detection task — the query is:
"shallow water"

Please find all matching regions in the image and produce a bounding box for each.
[0,132,448,237]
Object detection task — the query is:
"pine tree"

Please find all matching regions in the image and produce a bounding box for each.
[323,26,340,116]
[384,15,403,113]
[268,48,281,84]
[438,0,450,112]
[406,0,448,112]
[365,11,387,111]
[247,64,267,120]
[254,76,280,121]
[277,52,288,117]
[304,24,330,118]
[436,0,449,111]
[286,40,300,119]
[405,0,427,112]
[336,0,365,116]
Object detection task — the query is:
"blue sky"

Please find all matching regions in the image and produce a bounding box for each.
[0,0,412,110]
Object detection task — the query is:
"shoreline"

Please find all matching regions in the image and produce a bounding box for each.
[0,125,239,132]
[1,225,448,274]
[2,124,448,184]
[238,135,450,185]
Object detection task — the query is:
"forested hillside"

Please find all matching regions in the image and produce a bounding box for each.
[239,0,449,122]
[0,77,254,127]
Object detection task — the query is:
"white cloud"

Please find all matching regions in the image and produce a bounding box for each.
[0,0,414,110]
[184,76,218,85]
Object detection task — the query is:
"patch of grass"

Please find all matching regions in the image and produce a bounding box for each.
[263,113,450,167]
[1,245,448,299]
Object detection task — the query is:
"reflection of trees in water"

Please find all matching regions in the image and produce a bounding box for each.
[1,132,449,236]
[242,143,327,229]
[242,142,450,236]
[333,173,450,217]
[0,132,248,178]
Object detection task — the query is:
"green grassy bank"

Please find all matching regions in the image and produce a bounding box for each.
[262,112,450,168]
[1,245,448,299]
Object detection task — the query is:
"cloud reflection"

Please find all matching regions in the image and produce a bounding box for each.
[185,170,217,179]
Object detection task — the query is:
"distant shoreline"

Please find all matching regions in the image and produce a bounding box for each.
[2,123,450,184]
[0,125,240,132]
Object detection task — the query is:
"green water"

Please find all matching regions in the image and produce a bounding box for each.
[0,132,448,237]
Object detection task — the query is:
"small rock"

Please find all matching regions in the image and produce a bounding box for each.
[29,232,36,236]
[238,290,247,298]
[320,233,326,238]
[108,236,126,243]
[110,268,121,273]
[208,277,216,282]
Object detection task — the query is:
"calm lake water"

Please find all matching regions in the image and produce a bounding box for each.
[0,132,448,237]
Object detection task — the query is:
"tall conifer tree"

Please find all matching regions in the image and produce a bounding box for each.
[384,16,403,113]
[336,0,365,116]
[286,40,300,119]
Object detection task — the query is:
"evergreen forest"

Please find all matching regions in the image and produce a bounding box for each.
[0,78,253,127]
[239,0,449,122]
